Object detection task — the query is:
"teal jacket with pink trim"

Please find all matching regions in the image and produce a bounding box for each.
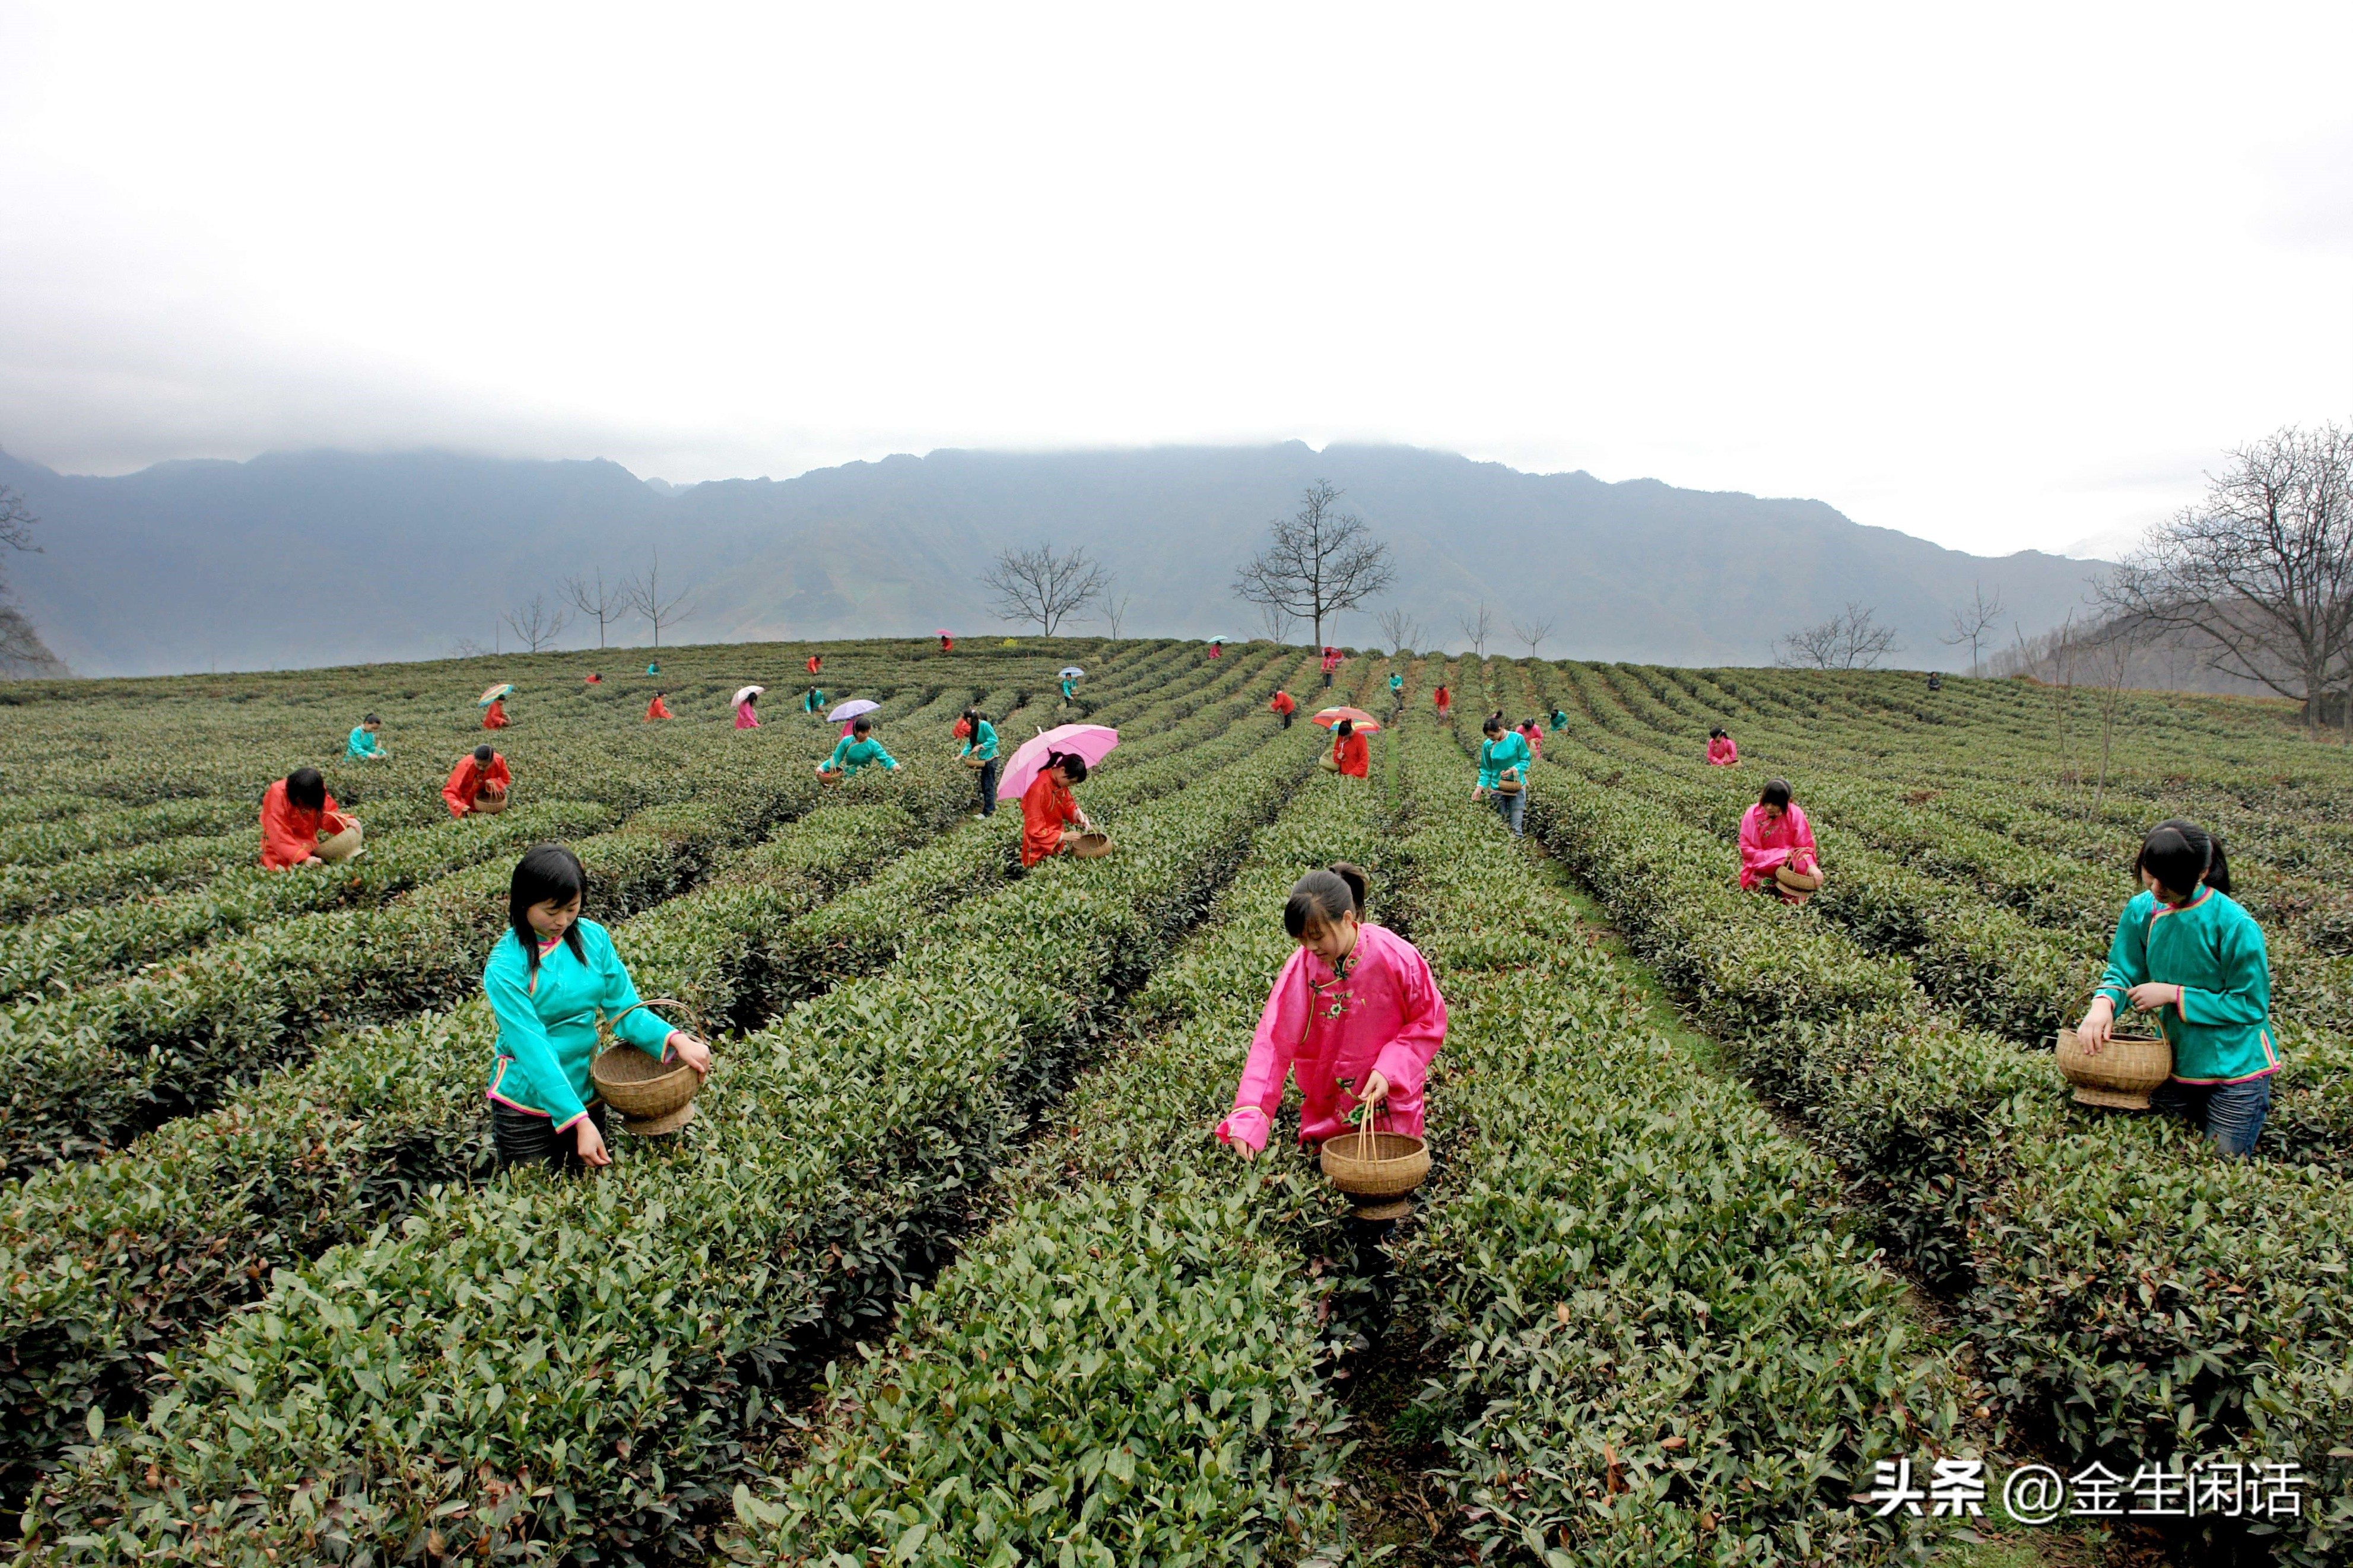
[483,919,674,1130]
[2094,887,2279,1084]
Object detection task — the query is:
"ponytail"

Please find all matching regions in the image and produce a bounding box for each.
[1284,862,1368,936]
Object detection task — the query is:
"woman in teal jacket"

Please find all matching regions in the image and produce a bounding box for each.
[484,844,710,1171]
[821,714,900,779]
[958,707,1000,818]
[1473,713,1532,837]
[2075,819,2277,1155]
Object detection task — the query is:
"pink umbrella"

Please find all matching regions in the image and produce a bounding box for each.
[998,723,1120,802]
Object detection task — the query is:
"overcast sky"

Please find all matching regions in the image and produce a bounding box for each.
[2,3,2347,559]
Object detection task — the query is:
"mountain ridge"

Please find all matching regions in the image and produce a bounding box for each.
[0,440,2104,676]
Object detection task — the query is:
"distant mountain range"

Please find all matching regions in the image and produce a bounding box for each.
[0,441,2107,677]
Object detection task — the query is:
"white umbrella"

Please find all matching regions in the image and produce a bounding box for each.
[828,698,881,722]
[1059,666,1085,679]
[732,685,765,708]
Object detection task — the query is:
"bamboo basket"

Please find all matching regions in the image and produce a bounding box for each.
[1069,831,1113,859]
[1495,767,1524,796]
[474,787,509,816]
[590,998,708,1136]
[1320,1117,1430,1222]
[2054,1021,2171,1111]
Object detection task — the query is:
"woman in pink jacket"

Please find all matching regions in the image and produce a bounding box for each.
[1707,727,1739,766]
[1739,777,1822,904]
[1218,863,1447,1335]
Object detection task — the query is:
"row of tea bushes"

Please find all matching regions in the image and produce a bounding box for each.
[0,768,980,1513]
[0,653,1310,1514]
[18,722,1317,1566]
[0,767,840,1178]
[723,767,1391,1566]
[1389,716,1951,1567]
[0,800,256,872]
[1517,758,2353,1564]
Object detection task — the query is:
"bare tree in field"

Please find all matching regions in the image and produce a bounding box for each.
[1374,605,1421,654]
[0,485,50,669]
[628,548,699,647]
[1776,602,1902,670]
[1511,615,1555,659]
[1254,599,1296,644]
[1232,481,1395,648]
[501,593,570,654]
[1456,601,1495,659]
[1940,581,2006,675]
[564,569,632,648]
[2098,422,2353,732]
[985,542,1109,635]
[1099,591,1135,641]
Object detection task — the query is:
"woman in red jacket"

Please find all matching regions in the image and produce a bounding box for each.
[1331,718,1370,778]
[1269,689,1297,729]
[482,697,510,730]
[644,692,673,721]
[1020,751,1091,867]
[444,745,513,818]
[259,767,363,868]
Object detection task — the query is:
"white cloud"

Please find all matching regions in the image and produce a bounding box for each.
[1,1,2349,557]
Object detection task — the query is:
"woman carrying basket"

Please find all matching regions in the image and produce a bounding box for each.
[484,844,711,1171]
[2075,820,2278,1156]
[958,708,999,818]
[1472,714,1532,837]
[443,745,512,818]
[1020,749,1091,867]
[1738,777,1821,903]
[1218,865,1447,1337]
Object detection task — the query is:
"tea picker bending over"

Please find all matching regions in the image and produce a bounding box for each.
[1331,717,1369,778]
[1738,777,1821,902]
[958,707,999,818]
[259,766,363,868]
[2075,819,2278,1156]
[484,844,710,1172]
[1019,748,1092,867]
[820,714,898,779]
[1707,727,1739,766]
[346,714,388,761]
[444,745,512,818]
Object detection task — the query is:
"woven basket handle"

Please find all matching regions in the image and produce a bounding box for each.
[603,997,707,1057]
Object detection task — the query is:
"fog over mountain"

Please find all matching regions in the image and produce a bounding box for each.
[0,441,2105,678]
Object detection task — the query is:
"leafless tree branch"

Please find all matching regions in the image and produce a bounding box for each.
[1374,605,1421,654]
[1938,581,2006,675]
[1231,481,1396,648]
[1776,602,1903,669]
[501,593,571,654]
[563,569,631,648]
[1511,616,1555,658]
[626,548,699,647]
[1456,602,1494,659]
[985,543,1110,636]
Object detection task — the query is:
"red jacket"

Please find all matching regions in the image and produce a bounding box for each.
[259,780,352,869]
[939,635,954,652]
[482,700,509,730]
[1321,649,1341,673]
[443,753,512,818]
[1269,692,1296,717]
[805,655,821,675]
[1433,688,1451,714]
[646,696,673,720]
[1020,771,1079,868]
[1333,731,1369,778]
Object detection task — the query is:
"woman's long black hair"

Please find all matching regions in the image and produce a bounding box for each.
[284,766,326,812]
[510,843,589,977]
[1045,749,1087,783]
[2139,818,2230,898]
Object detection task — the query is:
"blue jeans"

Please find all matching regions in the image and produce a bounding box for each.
[2150,1075,2273,1157]
[976,758,999,816]
[1488,788,1525,837]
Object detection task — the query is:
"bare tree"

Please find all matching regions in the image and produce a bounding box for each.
[984,542,1109,635]
[1939,581,2006,675]
[2098,423,2353,731]
[0,486,55,672]
[2087,622,2139,811]
[501,593,570,654]
[1456,601,1495,659]
[1511,615,1555,659]
[1232,481,1395,648]
[1775,602,1903,670]
[448,637,496,660]
[564,569,632,648]
[1374,605,1422,654]
[1099,591,1135,641]
[627,548,699,647]
[1255,599,1295,644]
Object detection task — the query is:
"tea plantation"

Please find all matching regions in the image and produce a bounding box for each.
[1,641,2346,1566]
